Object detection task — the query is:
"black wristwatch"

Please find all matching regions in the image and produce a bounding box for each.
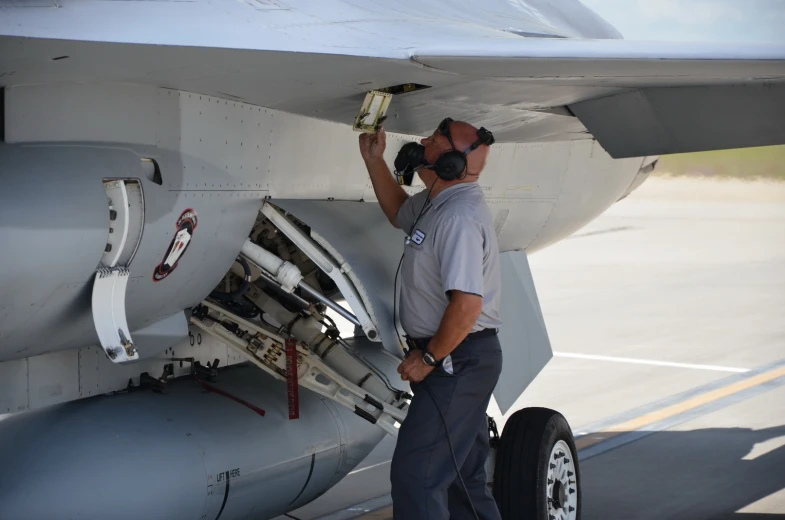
[422,351,440,367]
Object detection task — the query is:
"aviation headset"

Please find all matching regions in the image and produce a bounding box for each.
[430,117,496,181]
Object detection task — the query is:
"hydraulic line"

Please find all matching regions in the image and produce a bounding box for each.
[241,239,361,327]
[210,256,252,302]
[298,281,361,327]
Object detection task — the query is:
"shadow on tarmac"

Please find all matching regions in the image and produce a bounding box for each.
[580,425,785,519]
[298,425,785,520]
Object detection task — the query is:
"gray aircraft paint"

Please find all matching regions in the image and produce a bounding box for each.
[1,1,782,152]
[0,81,644,366]
[0,143,262,362]
[495,250,553,413]
[0,1,783,519]
[0,362,387,520]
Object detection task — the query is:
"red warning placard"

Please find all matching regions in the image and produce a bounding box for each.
[285,338,299,420]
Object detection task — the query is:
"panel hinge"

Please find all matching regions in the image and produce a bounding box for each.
[91,267,138,363]
[91,179,145,363]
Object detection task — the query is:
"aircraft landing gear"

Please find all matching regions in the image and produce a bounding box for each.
[493,407,581,520]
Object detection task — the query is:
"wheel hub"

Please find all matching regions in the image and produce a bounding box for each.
[546,440,578,520]
[551,479,565,508]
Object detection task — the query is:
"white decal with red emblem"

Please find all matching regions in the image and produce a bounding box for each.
[153,209,198,282]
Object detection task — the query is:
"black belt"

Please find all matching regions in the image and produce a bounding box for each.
[405,328,498,351]
[467,328,499,340]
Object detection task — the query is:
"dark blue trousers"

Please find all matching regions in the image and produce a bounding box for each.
[391,335,503,520]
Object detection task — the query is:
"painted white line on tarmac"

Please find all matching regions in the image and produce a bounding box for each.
[553,352,750,373]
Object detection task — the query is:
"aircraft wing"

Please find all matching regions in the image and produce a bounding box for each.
[1,1,784,156]
[411,39,785,158]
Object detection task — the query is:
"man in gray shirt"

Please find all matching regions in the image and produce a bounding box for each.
[359,118,503,520]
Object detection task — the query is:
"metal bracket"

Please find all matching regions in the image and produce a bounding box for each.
[100,179,145,268]
[91,267,138,363]
[91,178,145,363]
[261,202,380,342]
[190,300,406,437]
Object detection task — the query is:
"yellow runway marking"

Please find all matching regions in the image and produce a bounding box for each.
[576,364,785,451]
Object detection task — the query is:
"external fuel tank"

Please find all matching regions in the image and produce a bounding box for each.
[0,363,386,520]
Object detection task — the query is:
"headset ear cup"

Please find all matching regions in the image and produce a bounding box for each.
[435,151,466,181]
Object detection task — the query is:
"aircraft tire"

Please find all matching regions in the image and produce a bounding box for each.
[493,407,581,520]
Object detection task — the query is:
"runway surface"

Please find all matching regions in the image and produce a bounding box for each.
[277,178,785,520]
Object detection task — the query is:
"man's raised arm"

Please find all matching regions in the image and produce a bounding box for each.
[359,129,408,229]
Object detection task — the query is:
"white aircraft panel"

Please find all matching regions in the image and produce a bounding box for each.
[489,198,556,252]
[0,358,28,414]
[28,349,80,409]
[494,249,553,414]
[267,115,368,201]
[477,141,518,199]
[5,84,158,145]
[155,89,185,158]
[0,313,242,414]
[501,142,573,200]
[528,140,641,251]
[1,83,648,261]
[78,346,101,399]
[176,91,272,189]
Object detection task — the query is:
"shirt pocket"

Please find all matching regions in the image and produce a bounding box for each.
[402,240,425,287]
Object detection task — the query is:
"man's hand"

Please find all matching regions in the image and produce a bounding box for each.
[359,128,386,164]
[359,127,406,228]
[397,350,435,383]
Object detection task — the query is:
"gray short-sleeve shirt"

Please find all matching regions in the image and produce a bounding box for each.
[396,183,502,338]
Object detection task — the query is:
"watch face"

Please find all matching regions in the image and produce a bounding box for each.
[424,353,436,366]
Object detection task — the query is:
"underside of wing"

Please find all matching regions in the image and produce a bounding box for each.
[413,40,785,157]
[2,15,784,157]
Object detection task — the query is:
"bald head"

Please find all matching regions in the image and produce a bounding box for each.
[448,121,490,176]
[420,119,491,180]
